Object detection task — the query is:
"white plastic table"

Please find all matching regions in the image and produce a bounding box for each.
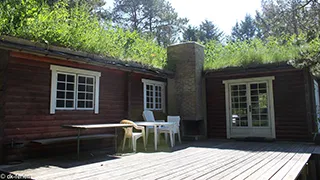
[135,121,175,151]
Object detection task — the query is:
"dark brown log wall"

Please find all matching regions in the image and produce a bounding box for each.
[206,68,312,141]
[0,49,9,163]
[2,51,166,160]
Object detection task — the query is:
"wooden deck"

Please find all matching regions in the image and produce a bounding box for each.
[1,140,320,180]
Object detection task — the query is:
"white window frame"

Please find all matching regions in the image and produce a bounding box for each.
[142,79,166,112]
[50,65,101,114]
[223,76,276,139]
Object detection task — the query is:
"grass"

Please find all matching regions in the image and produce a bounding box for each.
[204,34,320,70]
[0,1,319,71]
[0,0,167,69]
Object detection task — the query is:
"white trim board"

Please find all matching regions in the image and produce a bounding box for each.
[223,76,275,84]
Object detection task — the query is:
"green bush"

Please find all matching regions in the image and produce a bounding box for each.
[0,0,167,69]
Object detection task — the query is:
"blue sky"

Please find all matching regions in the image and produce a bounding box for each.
[104,0,262,35]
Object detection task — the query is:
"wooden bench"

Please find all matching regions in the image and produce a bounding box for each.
[31,134,116,145]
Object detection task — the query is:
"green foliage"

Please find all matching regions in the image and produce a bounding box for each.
[204,34,320,70]
[182,20,224,43]
[0,0,167,69]
[112,0,188,47]
[231,14,260,41]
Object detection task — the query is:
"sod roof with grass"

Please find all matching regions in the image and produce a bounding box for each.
[1,1,319,73]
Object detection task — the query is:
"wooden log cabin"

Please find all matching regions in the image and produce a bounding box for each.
[0,36,318,163]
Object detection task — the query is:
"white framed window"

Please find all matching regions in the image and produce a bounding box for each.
[142,79,166,112]
[50,65,101,114]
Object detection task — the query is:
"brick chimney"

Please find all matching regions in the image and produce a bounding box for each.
[167,42,207,139]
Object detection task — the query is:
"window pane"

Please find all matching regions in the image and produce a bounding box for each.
[78,93,85,99]
[66,100,74,108]
[261,121,268,126]
[66,92,74,99]
[87,78,94,85]
[259,83,266,89]
[67,83,74,91]
[57,83,65,90]
[67,75,74,82]
[78,85,85,91]
[259,89,267,94]
[239,85,246,90]
[56,100,64,108]
[57,91,65,98]
[86,93,93,100]
[57,74,66,81]
[250,84,258,89]
[79,76,85,83]
[86,101,93,108]
[87,85,93,92]
[78,101,85,108]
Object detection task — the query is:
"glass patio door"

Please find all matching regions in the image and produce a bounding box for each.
[229,81,273,138]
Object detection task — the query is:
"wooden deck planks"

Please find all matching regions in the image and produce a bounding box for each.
[282,146,315,180]
[237,143,302,180]
[41,141,227,180]
[188,143,278,180]
[215,143,295,180]
[81,142,234,180]
[1,140,317,180]
[129,142,252,180]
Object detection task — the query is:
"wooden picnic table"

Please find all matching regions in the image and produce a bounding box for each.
[62,123,133,158]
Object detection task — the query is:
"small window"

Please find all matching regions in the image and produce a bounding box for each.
[50,65,101,114]
[142,79,166,112]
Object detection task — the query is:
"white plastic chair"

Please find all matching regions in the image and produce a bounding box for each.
[142,110,165,143]
[120,119,146,152]
[158,116,181,146]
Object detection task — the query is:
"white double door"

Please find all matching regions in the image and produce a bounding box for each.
[226,79,275,139]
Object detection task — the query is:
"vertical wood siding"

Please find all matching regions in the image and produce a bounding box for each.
[206,69,311,141]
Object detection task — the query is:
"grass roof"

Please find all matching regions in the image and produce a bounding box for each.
[1,1,318,72]
[0,0,167,69]
[204,34,320,70]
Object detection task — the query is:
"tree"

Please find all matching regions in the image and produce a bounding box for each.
[183,25,199,41]
[231,14,260,41]
[112,0,188,47]
[255,0,320,38]
[47,0,111,20]
[112,0,145,31]
[198,20,224,42]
